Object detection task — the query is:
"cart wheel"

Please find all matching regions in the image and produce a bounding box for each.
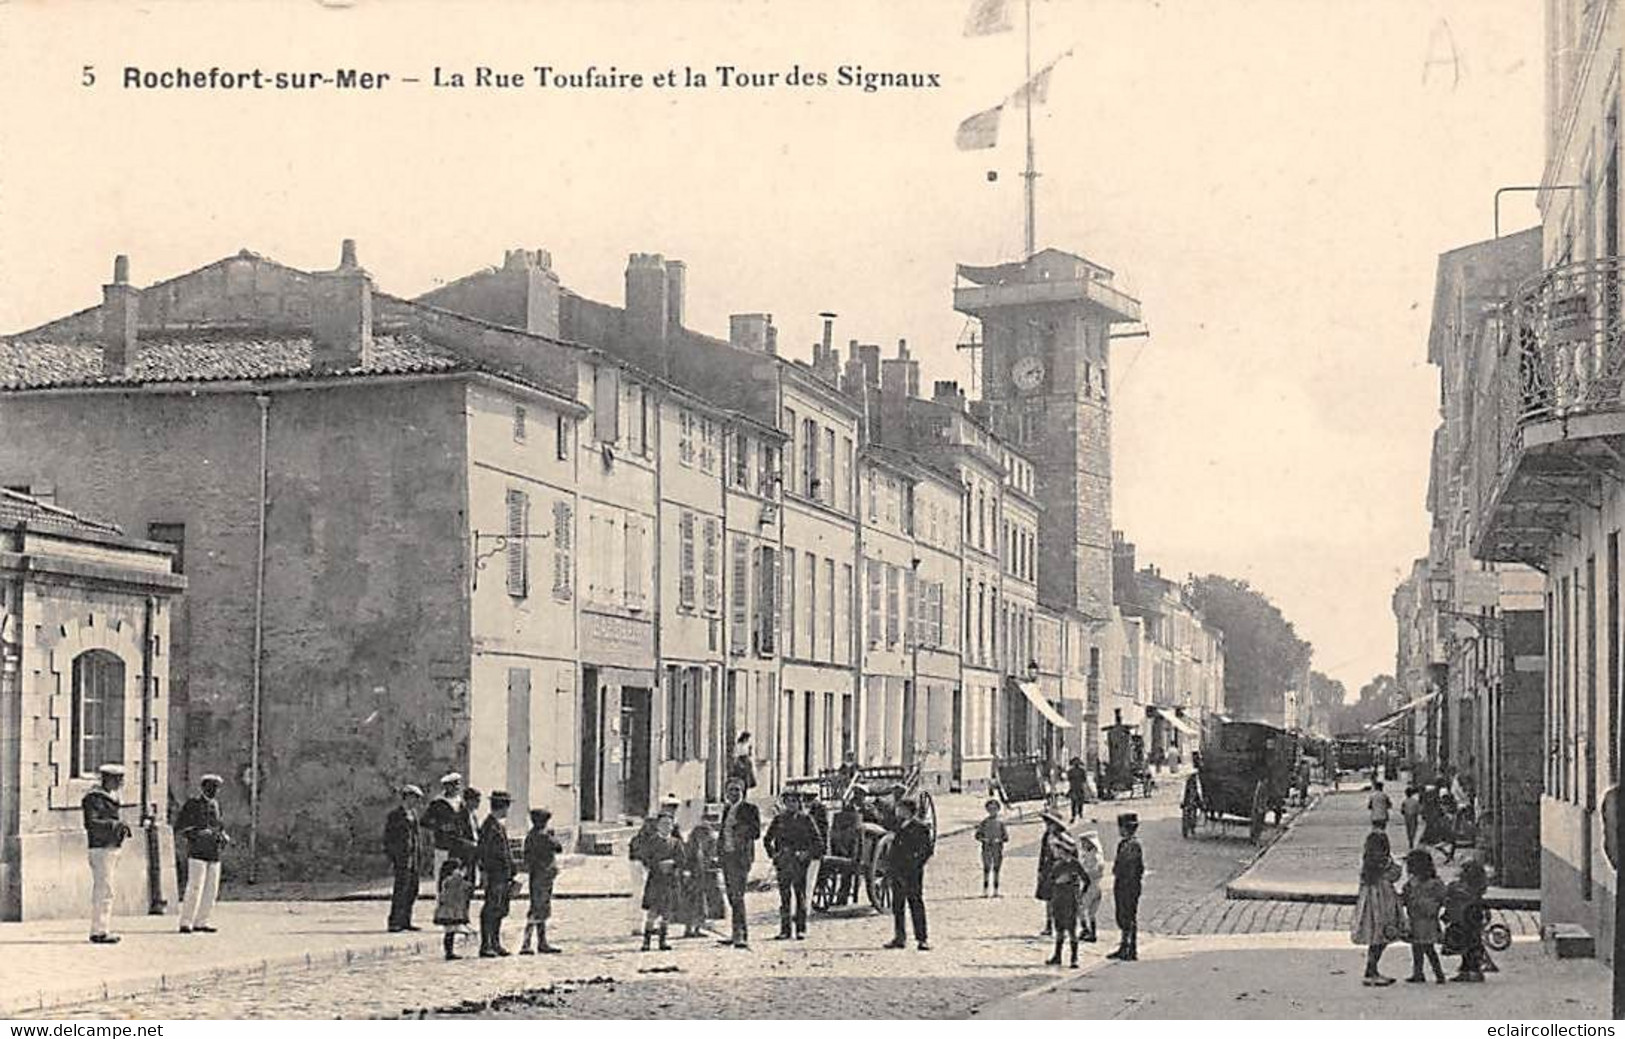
[867,833,894,913]
[1485,921,1512,952]
[919,791,938,842]
[810,867,834,913]
[1250,781,1268,844]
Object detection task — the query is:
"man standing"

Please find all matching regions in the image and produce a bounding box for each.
[882,797,933,951]
[716,776,761,948]
[420,773,475,880]
[1368,779,1392,830]
[1106,812,1144,961]
[1066,757,1090,822]
[476,790,517,957]
[384,784,424,932]
[176,773,229,934]
[762,790,818,940]
[83,763,132,944]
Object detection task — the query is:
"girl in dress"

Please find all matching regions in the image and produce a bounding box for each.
[1401,848,1448,983]
[1351,826,1405,986]
[636,814,685,952]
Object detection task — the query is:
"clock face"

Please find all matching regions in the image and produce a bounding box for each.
[1011,356,1045,392]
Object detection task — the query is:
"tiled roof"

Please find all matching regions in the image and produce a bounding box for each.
[0,328,464,390]
[0,487,124,537]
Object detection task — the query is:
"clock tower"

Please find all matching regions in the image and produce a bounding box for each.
[954,248,1143,619]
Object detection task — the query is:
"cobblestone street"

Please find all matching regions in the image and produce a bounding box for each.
[39,783,1456,1020]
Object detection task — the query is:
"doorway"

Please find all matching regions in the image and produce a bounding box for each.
[621,687,652,819]
[951,686,964,789]
[580,667,600,822]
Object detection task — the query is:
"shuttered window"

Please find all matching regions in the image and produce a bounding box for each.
[679,511,697,610]
[505,488,529,597]
[592,366,620,443]
[783,548,796,655]
[730,536,749,654]
[756,546,778,656]
[867,559,882,648]
[885,564,899,649]
[904,568,917,648]
[702,517,720,615]
[625,515,647,609]
[552,500,572,599]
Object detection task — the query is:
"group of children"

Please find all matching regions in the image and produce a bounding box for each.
[973,797,1123,969]
[431,803,564,959]
[1352,824,1494,987]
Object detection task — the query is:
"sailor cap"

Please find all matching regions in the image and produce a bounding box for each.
[199,773,223,785]
[400,784,425,798]
[97,763,126,776]
[439,772,463,786]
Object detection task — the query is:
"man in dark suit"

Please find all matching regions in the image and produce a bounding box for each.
[716,776,761,948]
[882,797,934,951]
[383,784,424,932]
[476,790,517,957]
[1106,811,1144,961]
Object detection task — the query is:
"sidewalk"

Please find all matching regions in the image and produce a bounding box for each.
[1226,791,1540,909]
[1,791,1015,1016]
[985,930,1608,1019]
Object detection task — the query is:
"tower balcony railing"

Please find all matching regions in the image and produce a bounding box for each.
[1475,256,1625,565]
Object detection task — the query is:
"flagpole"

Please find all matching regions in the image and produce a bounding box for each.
[1022,0,1036,258]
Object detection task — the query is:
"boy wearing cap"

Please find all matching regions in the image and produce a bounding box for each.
[82,763,132,944]
[974,799,1008,897]
[176,774,230,934]
[477,791,518,957]
[520,808,563,954]
[763,790,819,940]
[384,784,424,932]
[1106,812,1144,961]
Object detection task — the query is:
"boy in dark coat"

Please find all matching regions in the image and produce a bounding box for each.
[882,798,934,951]
[763,790,820,940]
[1045,837,1087,968]
[520,808,563,954]
[1106,812,1143,961]
[476,791,518,957]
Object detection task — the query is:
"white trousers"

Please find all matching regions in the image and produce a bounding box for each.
[179,859,221,928]
[88,847,118,937]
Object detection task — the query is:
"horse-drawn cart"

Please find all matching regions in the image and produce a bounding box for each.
[781,762,938,915]
[1190,720,1295,843]
[1098,723,1155,799]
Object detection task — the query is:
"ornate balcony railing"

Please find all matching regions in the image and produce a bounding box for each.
[1490,256,1625,478]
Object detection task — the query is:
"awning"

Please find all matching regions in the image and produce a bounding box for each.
[1149,707,1200,738]
[1012,679,1072,729]
[1366,691,1440,732]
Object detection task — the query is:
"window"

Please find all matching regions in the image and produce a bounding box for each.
[824,558,836,661]
[802,417,819,497]
[702,517,720,615]
[867,469,878,522]
[963,486,973,540]
[903,484,914,535]
[666,666,704,761]
[840,437,853,513]
[783,548,797,656]
[555,414,569,460]
[904,568,917,648]
[700,417,718,474]
[804,552,817,656]
[679,410,696,467]
[783,407,798,490]
[977,491,986,550]
[756,546,778,656]
[838,563,853,665]
[72,650,125,778]
[733,431,751,489]
[868,560,883,648]
[592,366,620,443]
[624,514,649,609]
[679,511,697,610]
[823,428,836,504]
[505,488,529,597]
[552,500,573,600]
[758,443,780,497]
[730,536,749,655]
[513,404,527,442]
[147,522,185,574]
[639,387,654,459]
[885,564,900,649]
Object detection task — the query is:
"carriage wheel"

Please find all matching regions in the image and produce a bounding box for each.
[867,833,895,913]
[1485,921,1512,952]
[810,866,835,913]
[919,791,938,842]
[1249,781,1268,844]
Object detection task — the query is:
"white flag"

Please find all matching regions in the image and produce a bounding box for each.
[964,0,1012,36]
[955,105,1003,150]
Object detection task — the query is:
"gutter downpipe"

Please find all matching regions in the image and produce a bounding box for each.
[249,394,271,882]
[140,594,164,913]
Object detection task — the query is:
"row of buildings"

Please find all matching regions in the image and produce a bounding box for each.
[0,236,1223,916]
[1393,0,1625,959]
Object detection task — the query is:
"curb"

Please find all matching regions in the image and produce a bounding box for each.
[0,934,434,1019]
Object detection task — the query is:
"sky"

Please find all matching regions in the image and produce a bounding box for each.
[0,0,1547,700]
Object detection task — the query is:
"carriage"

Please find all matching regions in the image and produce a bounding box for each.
[1097,723,1155,799]
[779,762,938,914]
[1189,720,1296,843]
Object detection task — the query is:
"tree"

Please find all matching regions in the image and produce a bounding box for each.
[1188,574,1312,727]
[1329,674,1402,734]
[1304,669,1346,737]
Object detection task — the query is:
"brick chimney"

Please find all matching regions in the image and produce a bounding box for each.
[932,379,966,412]
[729,313,776,354]
[311,238,374,372]
[101,254,139,377]
[665,260,686,331]
[505,248,562,337]
[625,251,671,367]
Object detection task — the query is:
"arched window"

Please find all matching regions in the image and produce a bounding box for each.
[71,650,125,778]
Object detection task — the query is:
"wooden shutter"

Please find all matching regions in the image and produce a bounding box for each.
[904,568,917,648]
[885,565,899,648]
[679,511,696,609]
[730,537,749,654]
[702,518,720,614]
[552,500,572,599]
[505,488,528,597]
[625,514,645,609]
[782,547,796,653]
[758,547,778,656]
[867,560,882,648]
[593,366,620,443]
[506,668,531,811]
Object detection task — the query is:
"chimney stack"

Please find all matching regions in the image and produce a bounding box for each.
[932,379,967,412]
[498,248,561,337]
[819,313,836,362]
[625,252,670,346]
[856,344,881,387]
[311,238,374,372]
[665,260,686,331]
[729,313,776,354]
[101,254,139,377]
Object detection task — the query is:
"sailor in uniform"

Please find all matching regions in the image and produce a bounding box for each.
[176,773,230,933]
[82,763,132,944]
